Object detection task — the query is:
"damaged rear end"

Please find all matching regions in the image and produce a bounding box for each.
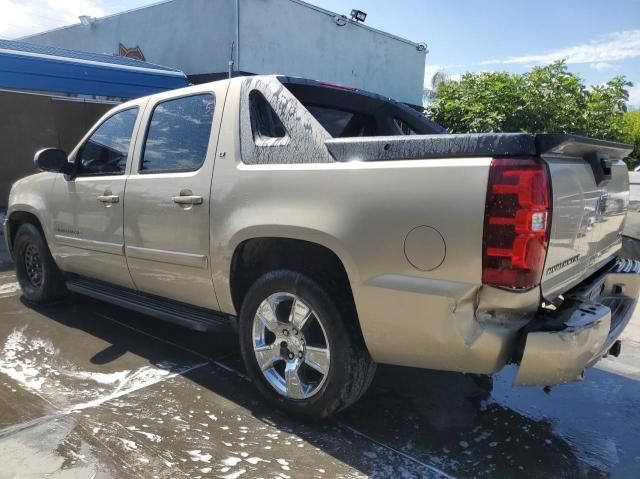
[491,135,638,386]
[299,76,636,384]
[515,258,640,385]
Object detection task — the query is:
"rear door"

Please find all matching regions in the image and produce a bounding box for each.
[123,84,227,309]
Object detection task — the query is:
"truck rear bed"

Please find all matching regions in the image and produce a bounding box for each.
[326,133,634,298]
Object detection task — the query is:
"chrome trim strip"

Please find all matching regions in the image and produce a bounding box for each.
[125,245,208,269]
[55,234,124,255]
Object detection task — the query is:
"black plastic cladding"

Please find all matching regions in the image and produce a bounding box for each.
[326,133,633,163]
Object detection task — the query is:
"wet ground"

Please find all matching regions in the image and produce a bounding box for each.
[0,239,640,478]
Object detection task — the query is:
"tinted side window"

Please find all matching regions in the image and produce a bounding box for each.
[249,90,286,142]
[141,94,215,173]
[77,108,138,176]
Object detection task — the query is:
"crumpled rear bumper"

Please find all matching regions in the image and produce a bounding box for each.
[515,258,640,386]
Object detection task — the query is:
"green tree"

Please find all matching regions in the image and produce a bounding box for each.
[623,110,640,169]
[427,61,634,166]
[428,71,524,132]
[585,76,631,140]
[520,61,587,134]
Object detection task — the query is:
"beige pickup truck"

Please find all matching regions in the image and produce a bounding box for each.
[4,75,639,418]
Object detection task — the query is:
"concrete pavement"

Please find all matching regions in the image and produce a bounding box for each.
[0,268,639,478]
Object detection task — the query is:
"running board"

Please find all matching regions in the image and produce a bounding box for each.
[66,277,233,332]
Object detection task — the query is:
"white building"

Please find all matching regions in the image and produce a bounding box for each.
[21,0,427,106]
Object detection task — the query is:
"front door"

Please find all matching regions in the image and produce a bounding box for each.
[123,85,226,310]
[50,105,142,288]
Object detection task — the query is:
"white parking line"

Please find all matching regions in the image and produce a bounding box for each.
[64,361,208,413]
[0,362,208,439]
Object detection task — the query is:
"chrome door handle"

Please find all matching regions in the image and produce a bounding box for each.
[98,195,119,204]
[172,195,203,205]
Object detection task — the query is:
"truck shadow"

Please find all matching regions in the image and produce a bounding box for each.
[22,294,631,478]
[0,250,12,272]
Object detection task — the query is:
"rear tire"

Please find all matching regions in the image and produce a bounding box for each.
[238,270,376,420]
[14,223,68,303]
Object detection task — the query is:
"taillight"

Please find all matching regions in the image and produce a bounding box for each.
[482,157,551,289]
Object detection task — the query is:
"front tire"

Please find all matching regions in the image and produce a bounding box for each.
[238,270,376,419]
[14,223,68,303]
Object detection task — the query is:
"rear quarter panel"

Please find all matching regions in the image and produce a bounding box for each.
[211,79,504,370]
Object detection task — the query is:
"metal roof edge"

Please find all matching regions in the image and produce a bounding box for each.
[0,47,187,77]
[284,0,423,48]
[19,0,424,50]
[0,87,119,103]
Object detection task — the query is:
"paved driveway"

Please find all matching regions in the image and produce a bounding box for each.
[0,265,639,478]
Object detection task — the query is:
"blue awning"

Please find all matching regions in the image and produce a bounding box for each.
[0,39,189,99]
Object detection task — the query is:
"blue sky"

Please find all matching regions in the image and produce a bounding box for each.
[3,0,640,104]
[311,0,640,104]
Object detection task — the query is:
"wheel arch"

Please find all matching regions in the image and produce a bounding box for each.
[229,235,357,310]
[6,208,47,259]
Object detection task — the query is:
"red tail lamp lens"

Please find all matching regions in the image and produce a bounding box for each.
[482,157,551,289]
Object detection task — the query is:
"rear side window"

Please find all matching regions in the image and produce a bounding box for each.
[249,90,286,142]
[77,107,138,176]
[141,94,215,173]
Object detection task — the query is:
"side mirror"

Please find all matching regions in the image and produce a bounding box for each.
[34,148,72,175]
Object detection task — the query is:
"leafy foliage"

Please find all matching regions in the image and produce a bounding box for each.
[427,61,635,167]
[623,110,640,169]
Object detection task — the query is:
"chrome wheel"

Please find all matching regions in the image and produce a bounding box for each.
[252,292,331,399]
[23,243,43,288]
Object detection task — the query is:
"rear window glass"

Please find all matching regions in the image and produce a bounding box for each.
[394,118,418,135]
[306,105,377,137]
[283,81,446,138]
[141,94,215,173]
